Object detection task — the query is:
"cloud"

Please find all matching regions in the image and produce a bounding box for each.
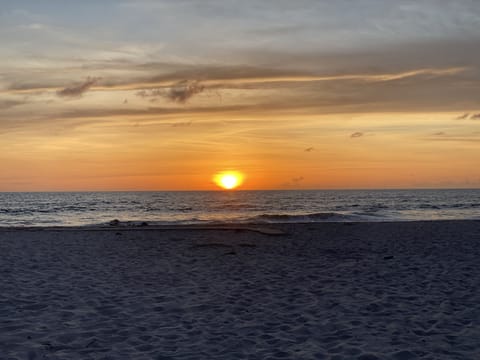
[433,132,446,136]
[350,132,363,138]
[304,147,314,152]
[428,137,480,143]
[292,176,304,184]
[133,66,467,89]
[135,80,205,104]
[171,121,192,127]
[3,49,475,116]
[135,90,146,97]
[282,175,305,186]
[135,88,163,98]
[455,113,469,120]
[0,99,25,109]
[470,113,480,120]
[8,57,468,93]
[56,77,100,98]
[39,104,258,122]
[164,80,205,103]
[3,38,480,118]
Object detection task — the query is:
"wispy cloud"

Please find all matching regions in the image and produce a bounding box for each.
[350,132,363,138]
[56,77,100,98]
[0,99,25,109]
[42,104,258,122]
[283,176,305,186]
[455,113,469,120]
[5,62,468,94]
[1,53,478,123]
[135,80,205,103]
[428,137,480,143]
[135,89,162,98]
[171,121,192,127]
[470,113,480,120]
[304,147,314,152]
[142,66,468,88]
[283,176,305,187]
[165,80,205,103]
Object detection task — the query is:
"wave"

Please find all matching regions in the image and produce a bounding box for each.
[2,189,480,227]
[247,212,361,223]
[91,212,364,228]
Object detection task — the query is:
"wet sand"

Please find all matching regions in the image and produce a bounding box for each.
[0,221,479,359]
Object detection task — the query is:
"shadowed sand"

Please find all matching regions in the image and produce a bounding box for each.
[0,221,479,359]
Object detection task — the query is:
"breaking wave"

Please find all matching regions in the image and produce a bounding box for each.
[1,189,479,226]
[246,212,362,223]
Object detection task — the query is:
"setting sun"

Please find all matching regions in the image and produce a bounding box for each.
[213,171,244,190]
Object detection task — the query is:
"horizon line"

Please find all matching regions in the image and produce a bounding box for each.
[1,187,479,193]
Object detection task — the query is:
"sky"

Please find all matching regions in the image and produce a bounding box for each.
[1,0,480,191]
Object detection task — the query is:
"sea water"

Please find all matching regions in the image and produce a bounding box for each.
[0,189,479,226]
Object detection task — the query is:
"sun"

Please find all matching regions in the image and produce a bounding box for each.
[213,171,244,190]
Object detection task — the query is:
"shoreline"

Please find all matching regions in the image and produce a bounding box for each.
[1,221,479,359]
[1,218,479,230]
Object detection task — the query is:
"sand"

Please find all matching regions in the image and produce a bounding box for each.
[0,221,479,359]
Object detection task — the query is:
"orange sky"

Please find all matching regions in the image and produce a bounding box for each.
[1,1,480,191]
[1,109,479,191]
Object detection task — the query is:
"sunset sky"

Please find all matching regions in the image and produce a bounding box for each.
[1,0,480,191]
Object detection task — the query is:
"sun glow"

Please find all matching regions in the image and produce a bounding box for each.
[213,171,244,190]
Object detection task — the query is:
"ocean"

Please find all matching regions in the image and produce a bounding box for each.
[0,189,479,227]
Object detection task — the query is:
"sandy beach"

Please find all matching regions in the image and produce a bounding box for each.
[0,221,479,360]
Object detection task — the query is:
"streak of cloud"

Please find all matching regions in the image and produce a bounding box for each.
[135,81,205,104]
[304,147,314,152]
[133,67,468,90]
[56,77,100,98]
[292,176,304,184]
[36,104,259,122]
[455,113,469,120]
[135,89,163,98]
[281,176,305,187]
[429,137,480,143]
[0,99,25,109]
[2,56,479,122]
[171,121,192,127]
[5,62,468,95]
[470,113,480,120]
[165,80,205,103]
[350,132,363,138]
